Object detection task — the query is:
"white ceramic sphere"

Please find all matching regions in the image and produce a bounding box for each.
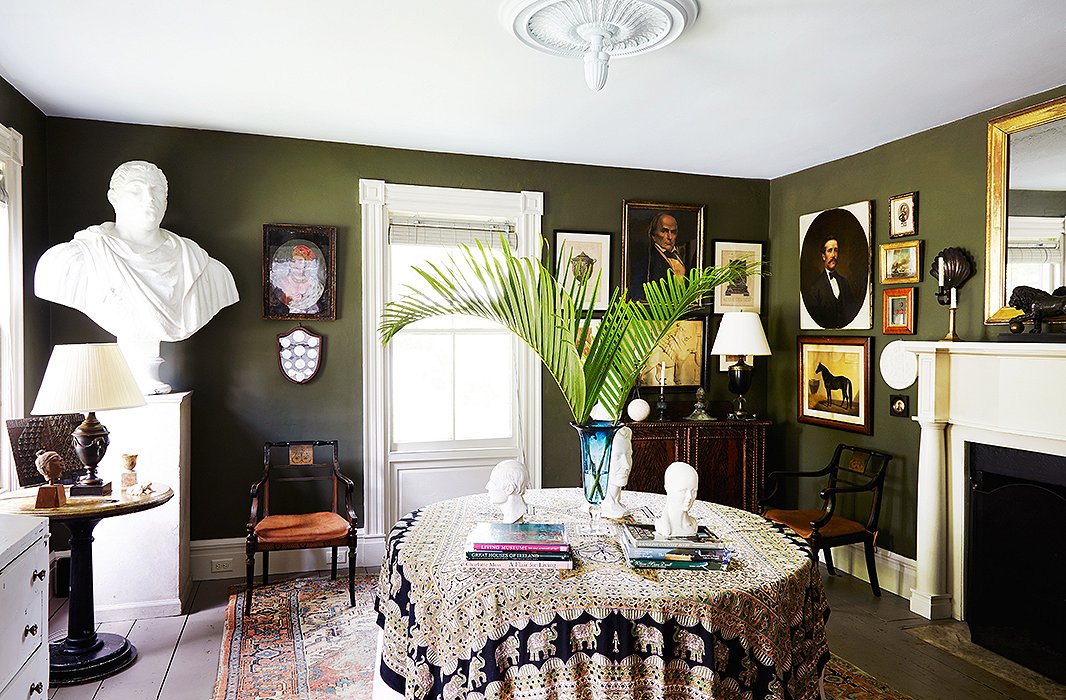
[626,398,651,421]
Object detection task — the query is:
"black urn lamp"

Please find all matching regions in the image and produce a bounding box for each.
[710,312,771,420]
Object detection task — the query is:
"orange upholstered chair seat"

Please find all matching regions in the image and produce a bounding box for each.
[762,508,867,540]
[254,512,350,546]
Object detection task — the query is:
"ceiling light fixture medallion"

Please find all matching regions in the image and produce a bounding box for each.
[503,0,699,91]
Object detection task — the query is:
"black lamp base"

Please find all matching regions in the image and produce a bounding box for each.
[727,358,756,421]
[70,481,112,497]
[69,411,112,497]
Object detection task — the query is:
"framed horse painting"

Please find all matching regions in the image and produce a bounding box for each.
[797,335,872,434]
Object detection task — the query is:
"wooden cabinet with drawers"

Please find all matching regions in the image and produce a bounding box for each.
[0,514,49,699]
[626,420,770,512]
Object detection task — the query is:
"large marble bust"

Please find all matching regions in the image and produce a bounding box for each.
[34,161,239,393]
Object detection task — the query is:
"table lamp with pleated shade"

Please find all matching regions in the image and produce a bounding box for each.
[710,312,771,420]
[31,344,146,496]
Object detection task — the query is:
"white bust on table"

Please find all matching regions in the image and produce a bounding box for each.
[600,426,633,519]
[34,160,239,394]
[485,459,528,523]
[655,461,699,538]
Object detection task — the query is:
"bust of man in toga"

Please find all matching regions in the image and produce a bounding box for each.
[34,161,239,393]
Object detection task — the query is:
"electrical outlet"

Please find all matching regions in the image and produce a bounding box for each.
[210,558,234,573]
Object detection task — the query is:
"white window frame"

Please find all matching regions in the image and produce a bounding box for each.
[359,180,543,547]
[0,124,24,492]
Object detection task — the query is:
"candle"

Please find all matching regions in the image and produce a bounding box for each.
[938,256,945,287]
[950,286,957,309]
[659,362,666,387]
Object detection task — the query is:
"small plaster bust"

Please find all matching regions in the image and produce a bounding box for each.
[600,426,633,519]
[485,459,529,523]
[35,450,65,485]
[655,461,699,538]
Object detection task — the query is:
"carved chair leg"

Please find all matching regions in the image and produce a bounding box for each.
[245,552,255,615]
[331,546,338,580]
[822,547,837,576]
[864,540,881,597]
[262,551,270,585]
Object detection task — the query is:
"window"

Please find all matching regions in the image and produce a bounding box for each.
[0,124,24,492]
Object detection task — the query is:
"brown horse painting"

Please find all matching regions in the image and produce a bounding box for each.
[815,362,852,410]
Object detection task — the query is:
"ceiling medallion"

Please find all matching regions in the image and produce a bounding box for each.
[503,0,699,91]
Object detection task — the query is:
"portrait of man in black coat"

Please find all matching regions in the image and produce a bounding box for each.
[623,203,703,302]
[799,204,871,330]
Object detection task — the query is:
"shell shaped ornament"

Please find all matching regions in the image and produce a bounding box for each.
[277,325,323,384]
[929,246,975,289]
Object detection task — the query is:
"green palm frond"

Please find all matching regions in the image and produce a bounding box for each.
[380,238,762,425]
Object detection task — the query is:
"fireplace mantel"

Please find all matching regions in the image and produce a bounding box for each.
[903,340,1066,620]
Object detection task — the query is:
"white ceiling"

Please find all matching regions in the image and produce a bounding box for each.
[2,1,1066,179]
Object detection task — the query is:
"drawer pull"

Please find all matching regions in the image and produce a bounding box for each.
[31,569,46,582]
[23,624,38,638]
[29,682,43,694]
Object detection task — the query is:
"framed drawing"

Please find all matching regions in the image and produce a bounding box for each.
[798,201,872,330]
[713,241,763,313]
[621,200,704,303]
[883,287,915,334]
[637,316,709,392]
[263,224,337,321]
[889,394,910,418]
[798,335,872,434]
[879,240,921,284]
[554,230,612,311]
[889,192,918,238]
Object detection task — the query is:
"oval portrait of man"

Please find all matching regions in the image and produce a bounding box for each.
[799,202,872,330]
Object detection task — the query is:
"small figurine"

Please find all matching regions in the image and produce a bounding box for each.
[120,454,138,490]
[655,461,699,538]
[601,426,633,519]
[485,459,528,523]
[1008,285,1066,334]
[128,481,154,497]
[34,450,67,508]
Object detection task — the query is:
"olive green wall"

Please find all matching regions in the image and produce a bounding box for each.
[0,77,50,402]
[767,84,1066,559]
[42,118,770,540]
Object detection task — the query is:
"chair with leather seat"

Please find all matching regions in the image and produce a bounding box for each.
[245,440,357,614]
[760,443,891,596]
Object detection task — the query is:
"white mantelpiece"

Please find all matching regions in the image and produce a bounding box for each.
[903,341,1066,620]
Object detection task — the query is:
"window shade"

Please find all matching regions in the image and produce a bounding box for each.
[389,216,516,249]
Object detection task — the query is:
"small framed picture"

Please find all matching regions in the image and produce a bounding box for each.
[638,316,710,392]
[889,394,909,417]
[889,192,918,238]
[798,335,872,434]
[879,240,922,284]
[621,200,704,303]
[883,287,915,334]
[712,241,763,313]
[554,230,612,311]
[263,224,337,321]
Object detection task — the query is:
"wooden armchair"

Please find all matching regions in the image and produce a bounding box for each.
[245,440,357,614]
[760,443,891,596]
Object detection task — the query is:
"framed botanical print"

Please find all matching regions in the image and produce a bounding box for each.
[879,240,922,284]
[798,201,872,330]
[263,224,337,321]
[883,287,915,334]
[889,192,918,238]
[621,200,704,303]
[637,316,710,392]
[554,230,612,311]
[712,241,763,313]
[798,335,872,434]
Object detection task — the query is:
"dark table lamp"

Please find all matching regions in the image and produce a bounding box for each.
[31,344,146,496]
[710,312,771,420]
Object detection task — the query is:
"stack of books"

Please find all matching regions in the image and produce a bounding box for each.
[464,522,573,570]
[619,522,730,570]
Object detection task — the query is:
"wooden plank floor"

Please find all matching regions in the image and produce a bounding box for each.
[44,567,1062,699]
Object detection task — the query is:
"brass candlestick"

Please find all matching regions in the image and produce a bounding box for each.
[936,285,961,342]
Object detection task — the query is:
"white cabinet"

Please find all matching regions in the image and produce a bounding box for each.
[0,514,48,698]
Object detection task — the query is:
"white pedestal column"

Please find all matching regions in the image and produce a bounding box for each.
[909,417,952,619]
[90,392,191,621]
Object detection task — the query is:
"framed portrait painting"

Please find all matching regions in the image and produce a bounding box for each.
[797,335,872,434]
[889,192,918,238]
[263,224,337,321]
[879,240,921,284]
[883,287,915,334]
[554,230,612,311]
[637,316,709,392]
[712,241,763,313]
[798,201,872,331]
[621,200,704,303]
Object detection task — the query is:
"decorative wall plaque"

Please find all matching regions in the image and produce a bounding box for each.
[277,326,323,384]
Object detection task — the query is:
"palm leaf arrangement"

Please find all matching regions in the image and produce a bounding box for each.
[379,239,760,426]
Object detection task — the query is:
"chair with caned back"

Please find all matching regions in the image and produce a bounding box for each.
[760,443,891,596]
[245,440,357,614]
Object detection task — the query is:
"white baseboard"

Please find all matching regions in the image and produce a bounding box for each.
[190,531,386,581]
[820,544,916,599]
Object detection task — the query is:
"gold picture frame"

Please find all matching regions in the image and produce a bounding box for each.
[879,240,922,285]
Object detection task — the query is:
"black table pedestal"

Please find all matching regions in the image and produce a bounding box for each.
[50,517,138,686]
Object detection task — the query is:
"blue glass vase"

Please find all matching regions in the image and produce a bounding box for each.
[571,420,621,507]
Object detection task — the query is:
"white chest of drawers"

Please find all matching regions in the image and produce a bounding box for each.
[0,514,49,699]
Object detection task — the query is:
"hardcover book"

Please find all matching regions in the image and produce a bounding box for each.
[468,522,570,552]
[621,523,723,550]
[462,558,573,570]
[465,549,572,561]
[623,548,731,571]
[621,540,729,562]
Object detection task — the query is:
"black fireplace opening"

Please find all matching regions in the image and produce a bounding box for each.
[967,442,1066,684]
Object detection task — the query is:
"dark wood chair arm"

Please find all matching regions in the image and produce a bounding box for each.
[335,472,358,527]
[247,476,268,532]
[820,478,879,499]
[761,464,836,507]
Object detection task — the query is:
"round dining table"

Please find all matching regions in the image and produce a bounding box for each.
[375,488,830,700]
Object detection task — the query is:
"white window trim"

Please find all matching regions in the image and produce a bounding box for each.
[359,180,544,540]
[0,124,24,492]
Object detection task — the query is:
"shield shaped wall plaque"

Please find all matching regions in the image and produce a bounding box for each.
[277,326,323,384]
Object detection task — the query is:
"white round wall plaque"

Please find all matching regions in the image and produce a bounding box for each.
[879,340,918,390]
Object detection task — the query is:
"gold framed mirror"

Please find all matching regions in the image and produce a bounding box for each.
[985,94,1066,323]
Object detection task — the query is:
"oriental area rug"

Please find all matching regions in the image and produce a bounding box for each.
[213,574,910,700]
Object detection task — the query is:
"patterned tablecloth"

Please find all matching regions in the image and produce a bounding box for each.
[375,488,830,700]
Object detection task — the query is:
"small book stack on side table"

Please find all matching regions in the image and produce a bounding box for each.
[464,522,573,570]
